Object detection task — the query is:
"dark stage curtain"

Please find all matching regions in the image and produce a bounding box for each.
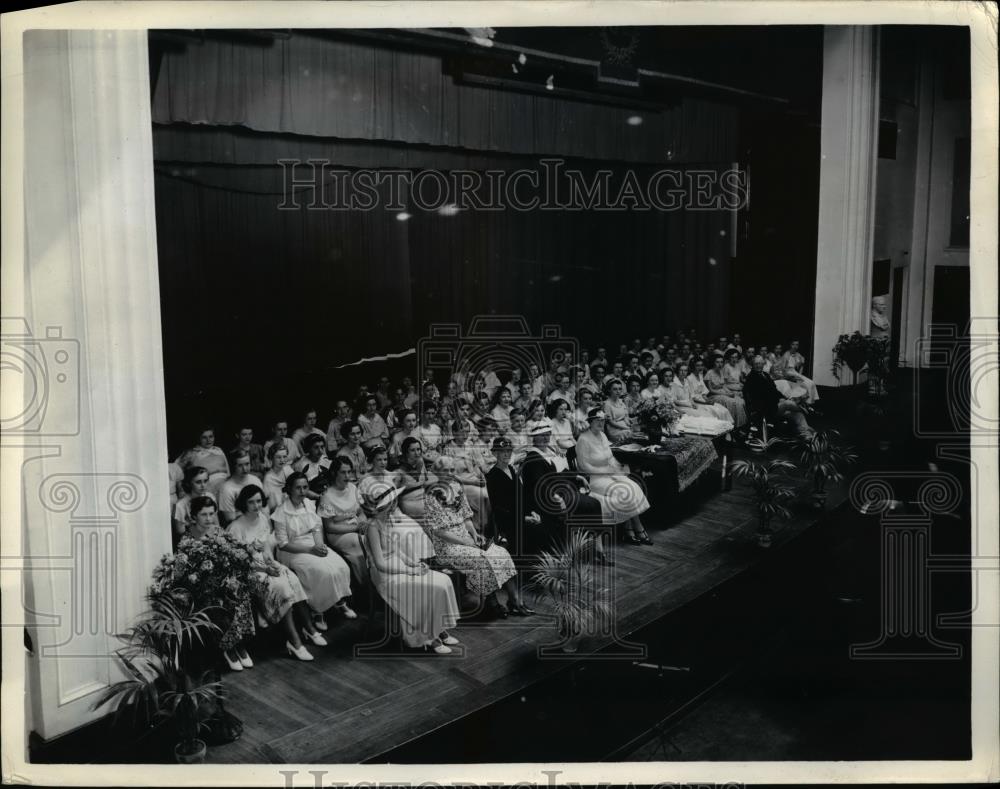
[151,32,737,164]
[154,152,731,453]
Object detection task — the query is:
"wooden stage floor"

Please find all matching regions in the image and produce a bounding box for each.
[208,454,846,764]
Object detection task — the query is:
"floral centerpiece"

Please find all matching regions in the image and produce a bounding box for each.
[633,396,683,442]
[151,533,256,648]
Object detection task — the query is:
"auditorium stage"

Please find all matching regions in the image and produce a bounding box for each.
[207,451,848,764]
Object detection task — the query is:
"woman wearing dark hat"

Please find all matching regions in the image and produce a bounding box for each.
[520,419,607,560]
[576,408,652,545]
[485,436,541,554]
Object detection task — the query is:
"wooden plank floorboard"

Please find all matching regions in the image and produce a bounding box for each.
[207,470,849,763]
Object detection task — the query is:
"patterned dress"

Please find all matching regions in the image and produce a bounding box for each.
[423,481,515,595]
[226,512,306,624]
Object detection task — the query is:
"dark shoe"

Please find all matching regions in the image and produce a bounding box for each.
[637,530,653,545]
[486,598,508,619]
[509,604,535,616]
[623,533,642,546]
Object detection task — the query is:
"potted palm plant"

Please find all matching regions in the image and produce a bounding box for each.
[528,530,612,654]
[730,458,798,548]
[796,429,858,509]
[93,589,223,763]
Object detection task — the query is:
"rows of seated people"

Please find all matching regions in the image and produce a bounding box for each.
[166,331,819,669]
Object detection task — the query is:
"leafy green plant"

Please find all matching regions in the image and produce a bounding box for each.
[832,331,890,388]
[730,458,799,543]
[796,429,858,500]
[93,589,223,758]
[528,530,612,651]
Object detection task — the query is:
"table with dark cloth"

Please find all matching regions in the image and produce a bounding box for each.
[612,435,723,496]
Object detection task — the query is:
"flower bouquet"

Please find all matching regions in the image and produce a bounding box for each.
[633,396,683,443]
[832,331,890,391]
[152,533,255,647]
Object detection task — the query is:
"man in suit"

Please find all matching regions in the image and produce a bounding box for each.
[743,355,815,440]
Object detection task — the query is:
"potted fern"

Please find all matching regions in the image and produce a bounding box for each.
[93,589,223,763]
[796,429,858,509]
[730,458,798,548]
[528,531,612,654]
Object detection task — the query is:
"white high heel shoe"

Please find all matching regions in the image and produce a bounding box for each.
[223,650,244,671]
[305,630,327,647]
[312,613,328,631]
[424,641,452,655]
[286,642,314,661]
[439,633,460,646]
[236,647,254,668]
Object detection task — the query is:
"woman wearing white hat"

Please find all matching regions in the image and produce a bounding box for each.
[575,408,652,545]
[362,485,461,654]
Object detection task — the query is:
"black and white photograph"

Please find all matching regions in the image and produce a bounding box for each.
[1,1,997,784]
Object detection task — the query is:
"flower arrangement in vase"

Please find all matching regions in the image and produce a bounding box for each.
[633,396,682,443]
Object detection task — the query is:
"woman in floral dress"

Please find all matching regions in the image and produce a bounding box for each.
[423,457,531,617]
[226,485,315,661]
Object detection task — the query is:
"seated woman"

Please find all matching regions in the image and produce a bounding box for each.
[357,395,390,451]
[424,457,532,617]
[226,485,316,662]
[262,443,293,512]
[413,402,444,463]
[512,380,534,413]
[336,421,370,479]
[705,353,748,427]
[362,486,461,654]
[602,379,632,443]
[622,375,644,424]
[573,389,596,438]
[396,437,437,523]
[273,472,357,636]
[506,409,530,466]
[489,387,514,436]
[173,466,215,540]
[575,409,652,545]
[773,339,820,404]
[524,399,546,432]
[176,426,230,497]
[722,349,747,394]
[676,362,733,423]
[640,371,668,401]
[388,409,419,468]
[317,457,369,586]
[184,496,256,672]
[443,419,491,532]
[359,446,434,561]
[438,380,462,434]
[547,398,576,457]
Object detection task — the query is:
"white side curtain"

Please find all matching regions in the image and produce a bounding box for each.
[11,29,171,741]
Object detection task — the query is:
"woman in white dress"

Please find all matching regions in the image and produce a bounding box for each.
[397,437,437,523]
[575,408,652,544]
[772,340,819,403]
[318,456,369,586]
[547,398,576,456]
[273,472,356,635]
[705,354,748,427]
[362,486,461,654]
[489,387,514,436]
[640,371,668,401]
[226,485,315,661]
[176,427,230,497]
[676,362,734,423]
[359,446,435,560]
